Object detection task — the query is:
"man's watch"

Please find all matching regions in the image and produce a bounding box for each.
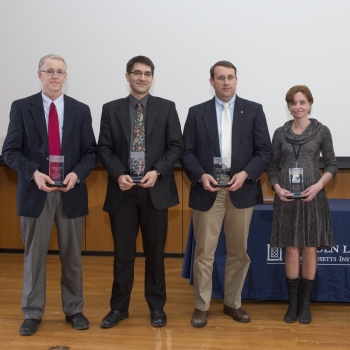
[154,169,161,179]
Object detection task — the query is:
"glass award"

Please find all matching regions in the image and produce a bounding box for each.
[48,155,66,187]
[213,157,231,188]
[288,168,303,198]
[130,152,145,183]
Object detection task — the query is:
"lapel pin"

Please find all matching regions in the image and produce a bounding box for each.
[241,111,243,113]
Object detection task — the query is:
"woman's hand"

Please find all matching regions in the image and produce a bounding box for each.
[274,184,295,202]
[300,172,333,202]
[301,182,322,202]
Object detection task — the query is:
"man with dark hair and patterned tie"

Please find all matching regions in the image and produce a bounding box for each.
[98,55,183,328]
[2,54,97,336]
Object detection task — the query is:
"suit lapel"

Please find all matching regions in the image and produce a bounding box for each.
[145,95,159,138]
[231,96,246,161]
[29,93,49,155]
[116,97,131,147]
[203,98,221,157]
[61,95,76,153]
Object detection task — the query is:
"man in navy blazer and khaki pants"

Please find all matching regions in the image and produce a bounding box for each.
[181,61,273,327]
[2,54,97,335]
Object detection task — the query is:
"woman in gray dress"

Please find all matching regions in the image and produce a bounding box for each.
[267,85,337,324]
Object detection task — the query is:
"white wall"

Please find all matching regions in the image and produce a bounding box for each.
[1,0,349,156]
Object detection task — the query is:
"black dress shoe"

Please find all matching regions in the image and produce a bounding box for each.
[151,310,167,327]
[100,310,129,328]
[65,313,90,330]
[19,319,42,336]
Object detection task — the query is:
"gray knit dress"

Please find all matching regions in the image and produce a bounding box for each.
[267,118,337,248]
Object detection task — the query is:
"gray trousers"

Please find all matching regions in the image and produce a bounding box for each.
[20,191,85,320]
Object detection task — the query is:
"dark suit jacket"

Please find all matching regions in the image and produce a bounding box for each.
[98,95,183,212]
[180,96,273,210]
[2,92,97,218]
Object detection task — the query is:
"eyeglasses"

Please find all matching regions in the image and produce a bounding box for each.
[40,69,66,77]
[130,71,153,78]
[215,75,236,81]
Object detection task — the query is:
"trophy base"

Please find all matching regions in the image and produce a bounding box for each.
[131,177,143,184]
[46,183,67,188]
[286,194,305,199]
[211,183,230,188]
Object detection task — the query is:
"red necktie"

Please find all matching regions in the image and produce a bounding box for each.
[48,102,61,155]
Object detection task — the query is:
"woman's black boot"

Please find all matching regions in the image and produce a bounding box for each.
[299,277,315,324]
[284,277,300,323]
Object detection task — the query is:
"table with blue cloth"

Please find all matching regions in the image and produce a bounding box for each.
[181,199,350,302]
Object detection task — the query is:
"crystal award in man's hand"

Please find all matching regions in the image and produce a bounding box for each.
[48,155,67,187]
[213,157,231,188]
[130,152,145,183]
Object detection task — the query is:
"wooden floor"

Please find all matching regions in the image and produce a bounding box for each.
[1,254,350,350]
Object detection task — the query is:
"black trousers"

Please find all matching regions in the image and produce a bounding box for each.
[109,186,168,312]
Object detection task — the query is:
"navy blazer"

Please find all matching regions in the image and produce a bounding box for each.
[2,92,97,218]
[98,95,184,212]
[180,96,273,210]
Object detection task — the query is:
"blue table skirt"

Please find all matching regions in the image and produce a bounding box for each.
[182,199,350,302]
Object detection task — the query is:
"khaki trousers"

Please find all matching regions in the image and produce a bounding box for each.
[193,190,253,311]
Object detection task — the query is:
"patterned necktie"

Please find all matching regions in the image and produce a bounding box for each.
[132,102,146,170]
[132,102,146,152]
[221,102,231,168]
[48,102,61,155]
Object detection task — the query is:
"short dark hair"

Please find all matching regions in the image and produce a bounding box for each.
[286,85,314,106]
[126,56,155,75]
[210,60,237,79]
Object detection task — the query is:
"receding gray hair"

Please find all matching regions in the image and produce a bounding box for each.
[38,54,67,71]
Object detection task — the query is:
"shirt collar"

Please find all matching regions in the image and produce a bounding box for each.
[129,93,149,108]
[41,91,64,105]
[215,94,236,109]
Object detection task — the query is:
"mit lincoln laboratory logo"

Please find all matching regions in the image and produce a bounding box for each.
[266,244,350,265]
[267,244,283,262]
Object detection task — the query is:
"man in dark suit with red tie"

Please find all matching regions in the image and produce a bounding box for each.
[2,54,97,335]
[181,61,273,327]
[98,55,183,328]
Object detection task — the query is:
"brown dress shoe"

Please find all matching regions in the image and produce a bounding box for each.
[223,305,250,323]
[191,308,208,327]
